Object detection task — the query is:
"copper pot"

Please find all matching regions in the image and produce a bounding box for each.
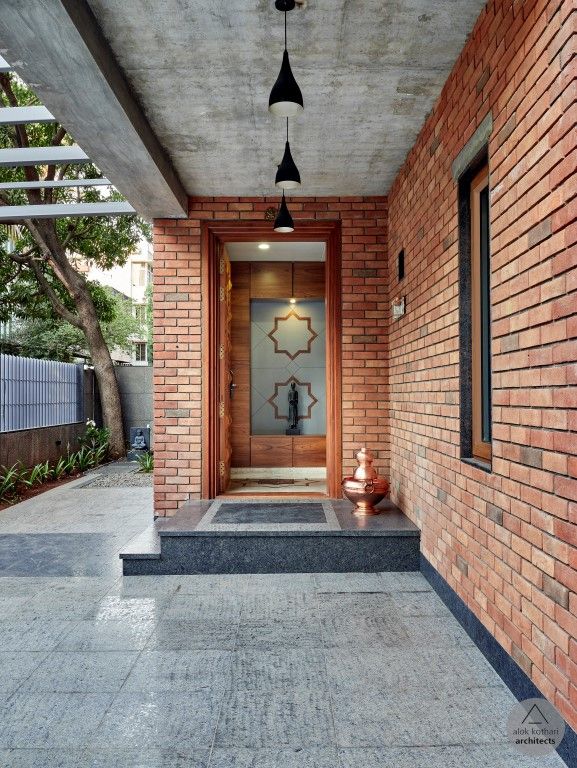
[342,448,390,516]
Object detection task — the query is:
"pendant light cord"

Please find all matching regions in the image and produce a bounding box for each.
[284,10,287,50]
[286,117,289,142]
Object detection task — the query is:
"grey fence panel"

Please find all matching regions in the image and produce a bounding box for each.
[0,354,85,432]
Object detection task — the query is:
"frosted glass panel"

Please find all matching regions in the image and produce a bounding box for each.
[251,299,326,436]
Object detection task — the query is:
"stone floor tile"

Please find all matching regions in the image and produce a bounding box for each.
[235,618,323,650]
[83,749,210,768]
[84,595,170,622]
[91,691,223,749]
[0,692,114,748]
[55,619,156,651]
[242,574,317,593]
[403,615,476,648]
[163,594,242,623]
[314,572,388,593]
[240,592,317,622]
[0,620,78,651]
[209,748,340,768]
[20,651,139,692]
[460,743,565,767]
[3,748,86,767]
[122,649,232,692]
[378,572,432,592]
[0,652,48,694]
[390,589,452,616]
[214,688,335,748]
[146,620,239,651]
[338,746,466,768]
[320,614,409,648]
[229,649,328,691]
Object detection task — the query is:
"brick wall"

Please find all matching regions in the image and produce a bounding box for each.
[153,196,388,515]
[387,0,577,730]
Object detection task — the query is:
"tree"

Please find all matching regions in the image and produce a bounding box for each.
[0,72,149,457]
[1,286,146,363]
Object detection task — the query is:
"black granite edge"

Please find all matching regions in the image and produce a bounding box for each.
[157,528,420,538]
[421,554,577,768]
[120,551,161,560]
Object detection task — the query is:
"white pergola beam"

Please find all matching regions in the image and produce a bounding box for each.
[0,178,111,190]
[0,106,56,125]
[0,1,187,219]
[0,146,89,167]
[0,202,136,221]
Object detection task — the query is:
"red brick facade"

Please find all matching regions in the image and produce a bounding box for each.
[152,0,576,732]
[387,0,577,731]
[152,196,389,514]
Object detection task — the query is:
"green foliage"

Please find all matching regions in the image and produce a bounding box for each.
[0,287,145,361]
[75,446,96,472]
[0,464,21,503]
[50,456,68,482]
[0,421,110,506]
[136,451,154,473]
[0,72,150,336]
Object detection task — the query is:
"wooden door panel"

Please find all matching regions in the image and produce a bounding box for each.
[251,436,292,467]
[218,245,232,492]
[251,262,292,298]
[293,262,325,298]
[293,436,326,467]
[230,262,251,467]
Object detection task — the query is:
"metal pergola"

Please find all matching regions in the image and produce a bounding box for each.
[0,54,136,220]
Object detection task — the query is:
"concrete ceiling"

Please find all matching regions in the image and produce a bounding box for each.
[86,0,486,198]
[227,241,325,261]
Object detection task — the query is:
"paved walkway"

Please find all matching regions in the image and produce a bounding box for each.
[0,475,564,767]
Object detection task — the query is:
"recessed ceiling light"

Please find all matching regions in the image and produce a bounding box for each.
[289,298,296,304]
[258,243,270,250]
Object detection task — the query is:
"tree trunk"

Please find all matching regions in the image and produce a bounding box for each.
[25,221,127,458]
[76,294,126,458]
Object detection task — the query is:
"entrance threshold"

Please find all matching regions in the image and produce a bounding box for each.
[226,466,327,496]
[120,498,420,575]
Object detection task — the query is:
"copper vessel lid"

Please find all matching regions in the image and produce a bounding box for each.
[353,447,378,481]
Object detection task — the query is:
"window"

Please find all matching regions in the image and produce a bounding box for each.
[131,262,150,287]
[134,303,146,324]
[134,341,147,363]
[398,249,405,281]
[460,161,492,465]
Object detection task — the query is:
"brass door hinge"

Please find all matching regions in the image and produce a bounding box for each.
[219,286,225,301]
[219,344,225,360]
[219,401,225,418]
[219,258,225,274]
[219,461,225,476]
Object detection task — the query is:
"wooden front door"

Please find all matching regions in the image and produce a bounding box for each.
[217,244,232,493]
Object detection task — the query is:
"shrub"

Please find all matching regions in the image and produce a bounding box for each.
[136,451,154,473]
[75,446,96,472]
[50,456,68,481]
[0,464,21,503]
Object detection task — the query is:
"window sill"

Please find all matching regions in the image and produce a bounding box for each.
[462,456,492,474]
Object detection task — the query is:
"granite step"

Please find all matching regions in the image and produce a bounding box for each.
[120,499,420,575]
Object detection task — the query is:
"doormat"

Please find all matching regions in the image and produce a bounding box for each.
[195,500,341,531]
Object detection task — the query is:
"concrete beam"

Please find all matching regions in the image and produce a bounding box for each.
[0,178,111,190]
[0,55,10,73]
[0,146,89,167]
[0,201,136,221]
[0,106,56,125]
[0,0,187,219]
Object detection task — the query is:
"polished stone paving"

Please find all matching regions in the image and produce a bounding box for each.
[0,477,565,767]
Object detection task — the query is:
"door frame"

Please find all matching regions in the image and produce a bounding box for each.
[201,219,342,498]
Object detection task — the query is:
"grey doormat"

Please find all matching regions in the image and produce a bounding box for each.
[195,499,341,531]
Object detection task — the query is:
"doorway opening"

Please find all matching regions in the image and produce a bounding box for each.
[228,243,327,495]
[202,220,342,499]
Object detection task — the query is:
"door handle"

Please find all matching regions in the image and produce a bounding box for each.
[229,369,237,399]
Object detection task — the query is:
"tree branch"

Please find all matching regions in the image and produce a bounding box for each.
[24,255,82,328]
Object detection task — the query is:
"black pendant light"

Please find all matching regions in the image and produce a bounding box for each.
[274,192,294,232]
[275,118,301,189]
[269,0,304,117]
